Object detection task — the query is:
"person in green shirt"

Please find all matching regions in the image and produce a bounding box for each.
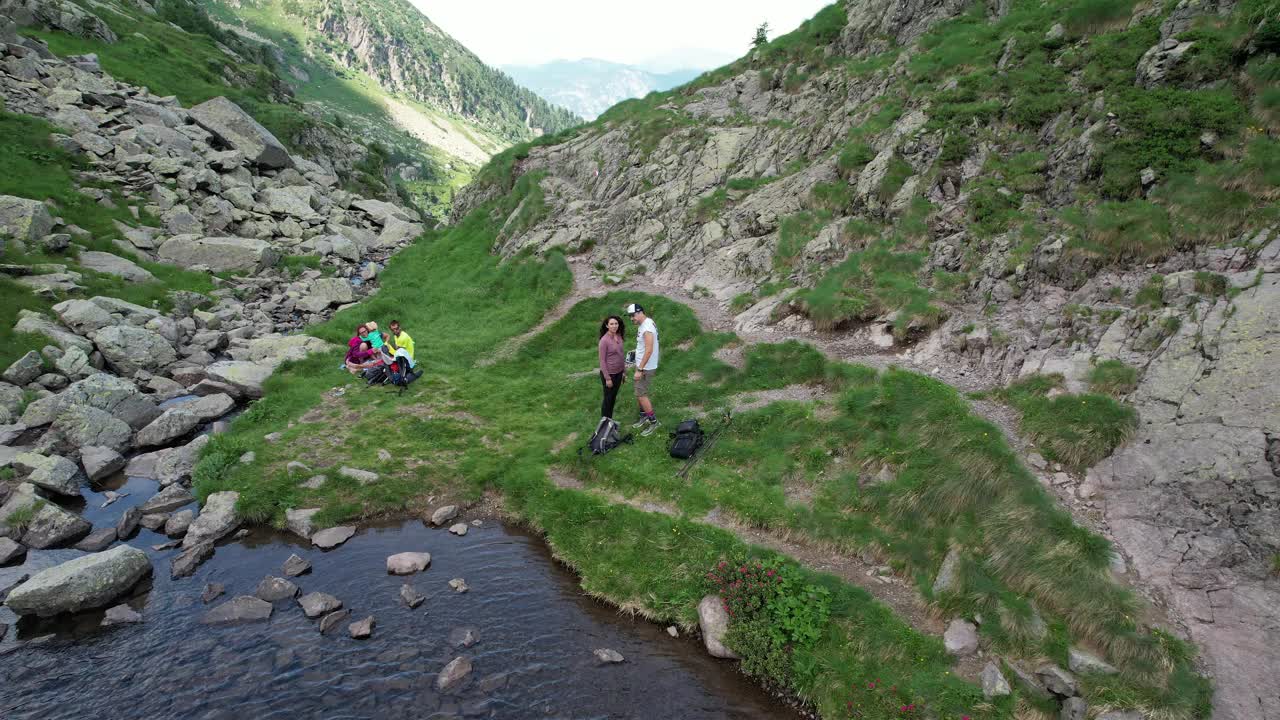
[365,321,386,350]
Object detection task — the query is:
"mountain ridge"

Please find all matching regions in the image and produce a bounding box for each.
[502,58,703,121]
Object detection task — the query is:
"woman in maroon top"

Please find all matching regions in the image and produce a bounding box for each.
[597,315,626,419]
[345,324,378,374]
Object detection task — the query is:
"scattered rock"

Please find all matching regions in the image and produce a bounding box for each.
[1061,697,1088,720]
[0,537,26,566]
[13,451,82,496]
[140,513,168,531]
[202,595,273,624]
[697,595,738,659]
[311,525,356,549]
[319,608,352,634]
[932,547,963,596]
[115,506,141,539]
[170,542,214,579]
[5,545,151,617]
[1036,663,1079,697]
[0,482,92,548]
[78,251,154,282]
[188,96,294,169]
[400,583,425,608]
[80,445,125,481]
[338,466,378,485]
[141,484,195,514]
[1097,712,1143,720]
[448,627,479,648]
[387,551,431,575]
[1067,647,1117,675]
[285,507,321,539]
[255,575,300,602]
[298,591,342,618]
[944,618,979,656]
[376,448,392,461]
[981,662,1012,699]
[430,505,458,526]
[282,553,312,577]
[73,527,117,552]
[448,578,469,593]
[666,626,679,638]
[164,510,195,537]
[2,351,44,386]
[594,648,625,664]
[448,523,468,536]
[102,604,142,626]
[300,475,326,490]
[181,491,239,549]
[201,583,225,604]
[436,656,473,692]
[348,616,375,639]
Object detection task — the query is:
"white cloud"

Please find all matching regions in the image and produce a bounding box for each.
[409,0,834,68]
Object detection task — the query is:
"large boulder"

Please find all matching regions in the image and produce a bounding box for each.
[140,484,194,514]
[0,483,91,548]
[5,545,151,617]
[246,335,332,364]
[2,350,44,385]
[181,491,239,549]
[52,298,115,335]
[261,186,318,219]
[352,198,417,226]
[21,373,159,429]
[0,194,55,248]
[179,393,236,422]
[77,251,155,282]
[697,595,739,659]
[13,309,94,353]
[126,434,208,486]
[297,278,353,313]
[37,405,133,456]
[188,97,294,169]
[204,360,274,398]
[12,451,82,496]
[135,407,200,447]
[80,445,125,481]
[157,235,279,273]
[91,325,177,376]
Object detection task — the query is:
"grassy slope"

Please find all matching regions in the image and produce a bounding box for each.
[194,180,1209,718]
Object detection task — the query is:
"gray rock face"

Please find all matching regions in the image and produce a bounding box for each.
[0,194,55,245]
[157,235,279,273]
[170,542,214,579]
[202,595,273,624]
[21,373,159,430]
[5,545,151,616]
[386,551,430,575]
[0,483,92,549]
[135,407,200,447]
[282,553,311,577]
[298,591,342,618]
[3,351,44,385]
[73,527,117,552]
[181,491,239,549]
[697,595,738,659]
[13,451,82,496]
[77,251,155,282]
[311,525,356,549]
[54,298,115,336]
[429,505,458,526]
[980,662,1011,698]
[255,575,300,602]
[188,97,294,169]
[436,656,473,692]
[80,445,125,481]
[0,536,28,566]
[91,325,177,376]
[38,405,133,456]
[203,361,274,399]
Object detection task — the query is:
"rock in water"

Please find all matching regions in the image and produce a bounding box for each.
[0,537,26,566]
[448,523,468,536]
[311,525,356,549]
[319,608,351,634]
[102,604,142,626]
[142,484,194,514]
[594,648,625,664]
[202,583,225,604]
[181,491,239,549]
[164,510,194,538]
[170,543,214,579]
[81,445,126,482]
[400,584,425,609]
[436,656,472,692]
[116,506,141,539]
[447,627,479,649]
[298,592,342,618]
[255,576,299,602]
[73,527,117,552]
[188,96,294,169]
[430,505,458,526]
[386,552,431,575]
[202,596,273,624]
[697,595,739,659]
[282,554,312,577]
[448,578,469,593]
[5,545,152,616]
[348,616,375,639]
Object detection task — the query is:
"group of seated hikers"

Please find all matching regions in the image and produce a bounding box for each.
[344,319,418,386]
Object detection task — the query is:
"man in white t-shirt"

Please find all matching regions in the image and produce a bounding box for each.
[625,303,660,436]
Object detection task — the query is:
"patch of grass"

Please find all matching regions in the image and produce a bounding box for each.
[809,181,853,213]
[1062,0,1137,35]
[1088,360,1139,396]
[279,255,328,277]
[772,210,830,271]
[1063,201,1174,263]
[797,241,940,334]
[989,374,1139,471]
[693,187,728,221]
[1193,271,1228,297]
[4,501,39,531]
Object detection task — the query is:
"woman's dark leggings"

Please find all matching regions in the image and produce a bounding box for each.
[600,371,624,419]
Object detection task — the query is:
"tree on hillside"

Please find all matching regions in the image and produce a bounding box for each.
[752,22,770,49]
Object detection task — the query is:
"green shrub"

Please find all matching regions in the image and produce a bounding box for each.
[772,211,828,270]
[810,181,852,212]
[797,241,941,334]
[1193,271,1228,297]
[1065,201,1174,262]
[730,292,756,313]
[837,142,876,173]
[993,375,1139,471]
[1088,360,1139,396]
[940,132,972,164]
[1134,274,1166,308]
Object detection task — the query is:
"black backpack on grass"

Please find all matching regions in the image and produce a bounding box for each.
[363,364,389,385]
[587,417,631,455]
[668,419,704,460]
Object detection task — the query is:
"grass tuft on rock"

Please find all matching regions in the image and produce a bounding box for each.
[986,374,1138,471]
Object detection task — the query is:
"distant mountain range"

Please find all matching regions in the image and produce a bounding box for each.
[502,59,706,120]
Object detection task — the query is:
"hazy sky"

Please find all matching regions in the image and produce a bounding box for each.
[410,0,833,69]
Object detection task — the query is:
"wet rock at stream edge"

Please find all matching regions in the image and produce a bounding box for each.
[102,604,142,626]
[5,545,151,617]
[164,510,194,538]
[311,525,356,550]
[386,552,431,575]
[400,584,425,609]
[115,506,141,539]
[171,542,214,579]
[319,608,351,634]
[201,583,225,604]
[282,553,312,577]
[593,648,625,664]
[181,491,240,549]
[285,508,321,540]
[0,537,26,566]
[298,592,343,618]
[697,595,739,659]
[448,578,469,593]
[447,627,479,649]
[348,616,375,639]
[436,656,472,692]
[255,576,299,602]
[73,527,117,552]
[429,505,458,526]
[202,596,273,624]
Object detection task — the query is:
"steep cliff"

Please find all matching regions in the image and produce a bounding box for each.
[455,1,1280,718]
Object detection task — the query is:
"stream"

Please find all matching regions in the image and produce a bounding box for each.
[0,471,800,720]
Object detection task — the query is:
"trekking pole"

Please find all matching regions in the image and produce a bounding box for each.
[677,410,731,480]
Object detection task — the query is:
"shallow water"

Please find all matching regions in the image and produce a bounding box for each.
[0,477,798,720]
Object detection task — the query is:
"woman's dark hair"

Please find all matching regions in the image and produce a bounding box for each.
[355,324,367,335]
[599,315,626,339]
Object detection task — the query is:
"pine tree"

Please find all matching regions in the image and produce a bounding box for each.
[752,22,770,49]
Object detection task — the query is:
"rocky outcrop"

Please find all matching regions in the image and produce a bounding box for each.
[188,96,293,169]
[157,236,280,273]
[21,373,158,430]
[5,545,151,616]
[182,491,240,549]
[12,451,82,496]
[0,482,91,548]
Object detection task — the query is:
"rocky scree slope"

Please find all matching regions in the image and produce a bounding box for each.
[0,6,425,591]
[454,1,1280,718]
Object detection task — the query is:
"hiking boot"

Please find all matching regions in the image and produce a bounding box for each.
[640,419,661,437]
[631,415,652,430]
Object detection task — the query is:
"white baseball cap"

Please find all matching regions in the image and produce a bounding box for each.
[625,303,644,315]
